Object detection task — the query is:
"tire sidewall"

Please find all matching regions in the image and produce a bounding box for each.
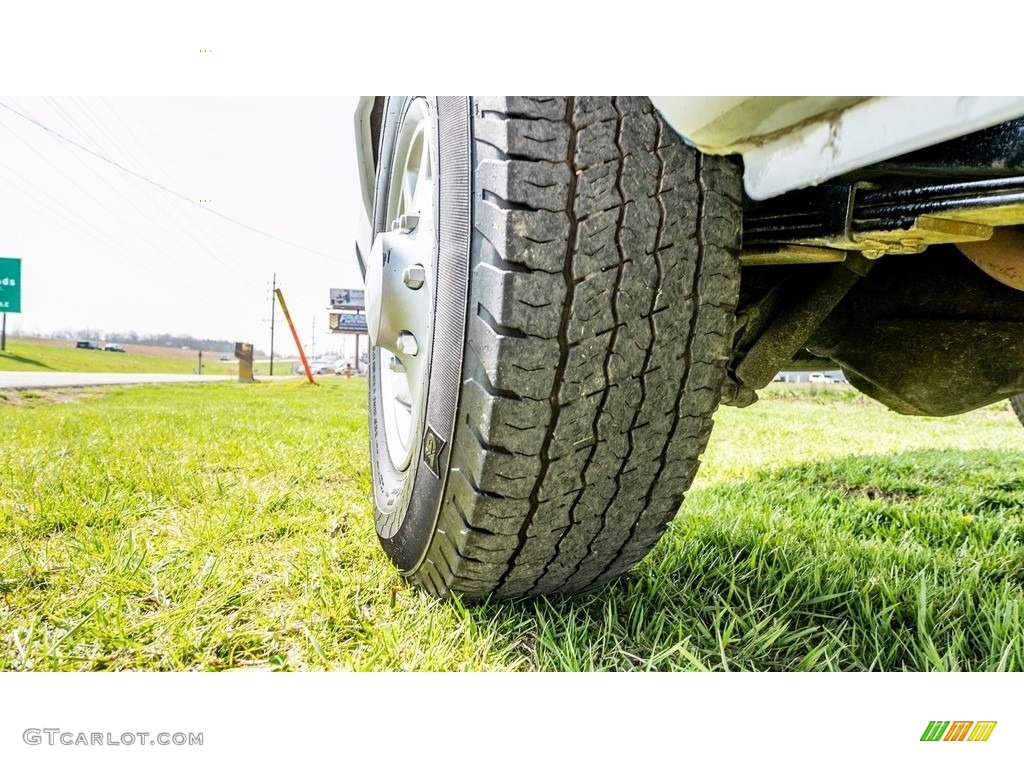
[368,96,472,572]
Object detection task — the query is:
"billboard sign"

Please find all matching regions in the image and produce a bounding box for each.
[329,313,369,334]
[330,288,365,311]
[0,258,21,313]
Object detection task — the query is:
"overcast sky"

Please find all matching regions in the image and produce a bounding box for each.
[0,96,363,357]
[0,4,1008,362]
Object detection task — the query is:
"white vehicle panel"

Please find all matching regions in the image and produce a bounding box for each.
[651,95,1024,200]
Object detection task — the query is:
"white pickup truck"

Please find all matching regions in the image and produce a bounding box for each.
[352,96,1024,600]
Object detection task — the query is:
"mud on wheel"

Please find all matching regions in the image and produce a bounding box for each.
[364,96,742,600]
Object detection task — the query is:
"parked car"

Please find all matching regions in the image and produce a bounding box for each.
[104,343,126,353]
[353,96,1024,600]
[310,359,339,375]
[75,340,101,350]
[808,373,835,385]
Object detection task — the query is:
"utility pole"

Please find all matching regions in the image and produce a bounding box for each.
[310,314,316,359]
[269,273,277,376]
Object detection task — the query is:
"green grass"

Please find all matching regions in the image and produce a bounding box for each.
[0,338,294,376]
[1,379,1022,671]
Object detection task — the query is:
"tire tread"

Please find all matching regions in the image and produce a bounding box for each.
[410,97,741,599]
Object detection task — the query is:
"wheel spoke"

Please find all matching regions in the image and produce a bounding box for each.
[413,136,432,216]
[393,366,413,408]
[401,167,416,218]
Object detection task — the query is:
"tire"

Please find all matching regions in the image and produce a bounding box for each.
[1013,394,1024,426]
[365,96,741,600]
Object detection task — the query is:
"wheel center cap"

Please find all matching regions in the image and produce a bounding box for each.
[364,222,430,357]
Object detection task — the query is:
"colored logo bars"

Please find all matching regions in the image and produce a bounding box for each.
[921,721,997,742]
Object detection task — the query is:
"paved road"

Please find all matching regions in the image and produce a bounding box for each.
[0,372,235,389]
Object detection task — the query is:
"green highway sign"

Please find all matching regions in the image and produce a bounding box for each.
[0,258,20,313]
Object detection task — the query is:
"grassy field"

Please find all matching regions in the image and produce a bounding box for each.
[0,337,290,376]
[1,379,1022,671]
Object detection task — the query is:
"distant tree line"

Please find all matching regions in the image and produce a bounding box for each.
[42,329,265,356]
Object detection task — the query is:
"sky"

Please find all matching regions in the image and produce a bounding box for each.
[0,5,1006,363]
[0,96,363,357]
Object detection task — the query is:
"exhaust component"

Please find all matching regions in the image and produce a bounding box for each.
[957,225,1024,292]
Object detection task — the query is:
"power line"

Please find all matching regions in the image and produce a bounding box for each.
[0,165,219,318]
[50,99,263,289]
[113,98,246,262]
[0,114,259,320]
[110,98,186,189]
[269,273,277,376]
[73,98,148,173]
[41,97,105,155]
[0,112,262,300]
[0,100,348,263]
[0,170,265,338]
[101,97,252,266]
